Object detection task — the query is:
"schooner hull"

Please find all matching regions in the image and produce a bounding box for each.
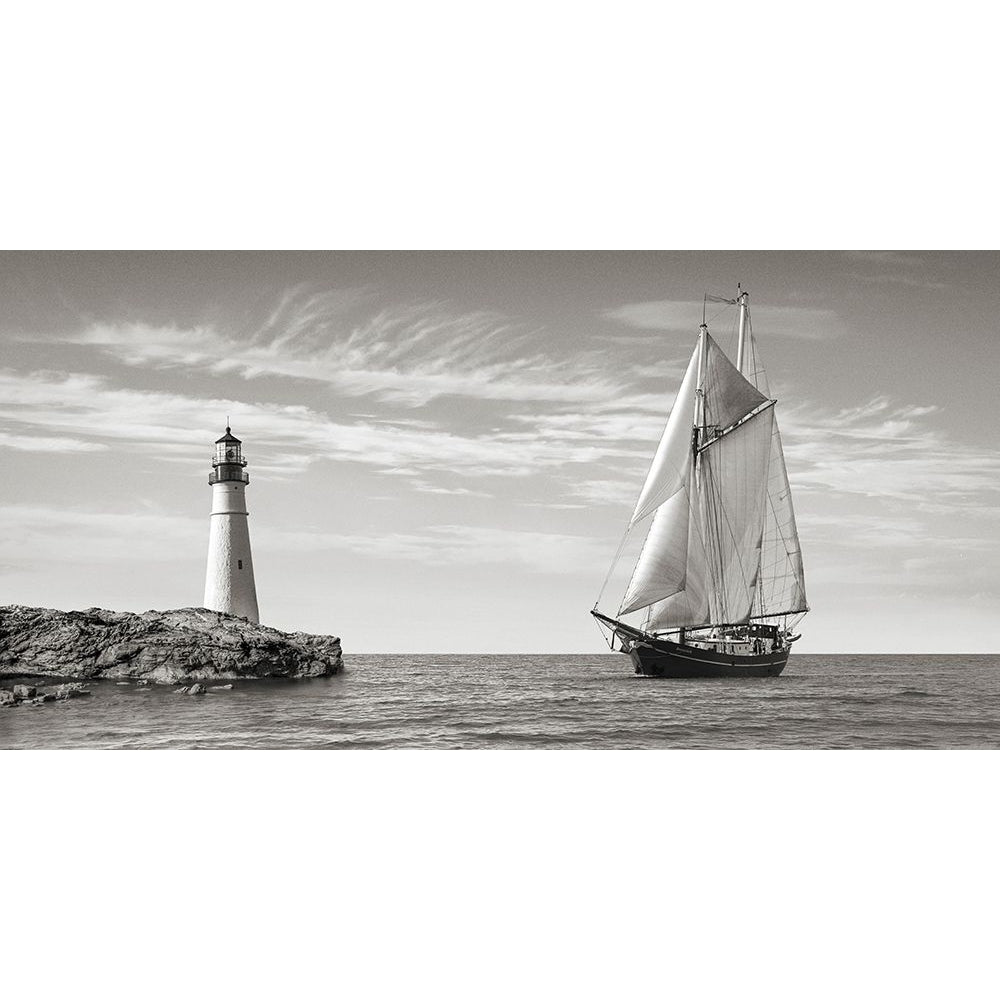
[590,611,790,678]
[629,639,788,678]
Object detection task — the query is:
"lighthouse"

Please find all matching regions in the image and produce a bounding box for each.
[204,425,260,623]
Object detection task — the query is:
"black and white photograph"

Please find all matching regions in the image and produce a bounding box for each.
[3,3,996,998]
[1,250,996,747]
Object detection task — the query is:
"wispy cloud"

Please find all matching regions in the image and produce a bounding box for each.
[33,289,626,408]
[0,430,108,453]
[849,272,948,290]
[603,300,847,340]
[781,396,1000,506]
[843,251,947,289]
[0,368,641,482]
[843,251,927,267]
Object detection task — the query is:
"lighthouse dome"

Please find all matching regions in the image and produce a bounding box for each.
[210,425,248,483]
[215,425,242,445]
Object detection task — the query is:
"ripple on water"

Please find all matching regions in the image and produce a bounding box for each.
[3,654,1000,748]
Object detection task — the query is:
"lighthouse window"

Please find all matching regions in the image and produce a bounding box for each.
[238,560,243,569]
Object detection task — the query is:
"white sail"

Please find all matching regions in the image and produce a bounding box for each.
[643,467,711,630]
[699,405,775,623]
[757,420,809,615]
[620,482,691,615]
[702,333,768,430]
[740,319,808,618]
[629,348,700,524]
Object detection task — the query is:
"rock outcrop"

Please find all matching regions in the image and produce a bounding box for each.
[0,606,343,684]
[1,682,91,707]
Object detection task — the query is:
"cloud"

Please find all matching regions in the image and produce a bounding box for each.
[843,251,926,267]
[0,431,108,453]
[410,482,493,498]
[849,272,948,290]
[36,289,626,408]
[779,396,1000,506]
[0,368,641,482]
[603,300,847,340]
[0,506,203,566]
[566,478,638,507]
[0,506,605,578]
[842,252,948,289]
[262,523,608,574]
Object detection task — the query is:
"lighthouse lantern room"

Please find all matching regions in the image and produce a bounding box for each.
[204,424,260,623]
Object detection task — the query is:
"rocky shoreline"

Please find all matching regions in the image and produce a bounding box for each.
[0,605,343,689]
[1,681,92,708]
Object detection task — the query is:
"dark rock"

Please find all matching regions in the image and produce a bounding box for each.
[13,684,36,699]
[187,683,206,696]
[53,683,91,700]
[0,606,343,683]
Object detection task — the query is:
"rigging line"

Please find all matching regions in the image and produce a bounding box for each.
[657,609,805,633]
[592,614,618,651]
[705,303,735,328]
[701,447,733,623]
[595,520,633,611]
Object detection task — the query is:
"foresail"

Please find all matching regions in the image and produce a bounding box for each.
[620,487,690,614]
[643,480,711,630]
[629,347,699,524]
[758,419,808,615]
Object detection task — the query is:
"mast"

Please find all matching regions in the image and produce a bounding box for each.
[735,285,749,375]
[694,322,708,438]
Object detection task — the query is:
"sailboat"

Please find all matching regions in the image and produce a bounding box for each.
[592,287,808,677]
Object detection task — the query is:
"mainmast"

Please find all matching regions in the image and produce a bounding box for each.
[735,285,749,375]
[694,322,708,439]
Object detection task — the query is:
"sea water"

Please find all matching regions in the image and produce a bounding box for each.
[2,654,998,749]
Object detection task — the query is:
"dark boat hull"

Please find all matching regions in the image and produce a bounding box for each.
[628,638,789,678]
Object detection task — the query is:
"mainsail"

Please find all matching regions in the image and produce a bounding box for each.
[757,415,808,616]
[615,315,807,634]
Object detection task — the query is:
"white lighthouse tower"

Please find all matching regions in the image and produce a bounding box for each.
[204,425,260,623]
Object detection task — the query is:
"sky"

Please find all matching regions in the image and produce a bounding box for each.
[0,250,997,653]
